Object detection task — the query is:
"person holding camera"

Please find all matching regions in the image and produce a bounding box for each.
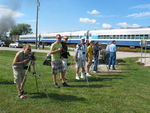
[50,34,69,88]
[61,36,70,80]
[12,44,31,99]
[75,37,87,80]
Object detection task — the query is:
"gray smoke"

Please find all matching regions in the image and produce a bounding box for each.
[0,0,23,36]
[0,15,16,35]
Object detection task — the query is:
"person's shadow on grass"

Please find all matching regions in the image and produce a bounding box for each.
[29,92,86,101]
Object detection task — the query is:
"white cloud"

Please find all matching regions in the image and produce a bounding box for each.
[117,22,140,28]
[130,24,140,28]
[102,23,112,29]
[0,5,24,18]
[79,18,96,24]
[132,4,150,9]
[87,10,100,15]
[117,22,129,28]
[127,12,150,18]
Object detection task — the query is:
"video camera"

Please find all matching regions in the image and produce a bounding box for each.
[29,52,36,61]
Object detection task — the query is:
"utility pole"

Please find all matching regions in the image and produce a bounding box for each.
[35,0,40,49]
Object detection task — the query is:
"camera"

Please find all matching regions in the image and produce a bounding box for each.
[82,52,85,54]
[29,52,36,61]
[24,65,28,70]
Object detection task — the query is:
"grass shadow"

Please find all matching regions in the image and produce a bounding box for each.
[29,92,86,101]
[88,76,123,82]
[0,80,14,85]
[70,84,112,88]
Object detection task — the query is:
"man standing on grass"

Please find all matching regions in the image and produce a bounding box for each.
[12,44,31,99]
[93,42,100,73]
[61,36,70,80]
[50,34,69,88]
[75,37,87,80]
[86,40,94,76]
[108,40,117,70]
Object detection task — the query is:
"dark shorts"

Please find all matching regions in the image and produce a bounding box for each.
[51,60,64,75]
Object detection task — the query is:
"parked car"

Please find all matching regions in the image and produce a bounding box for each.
[9,42,23,48]
[0,40,5,47]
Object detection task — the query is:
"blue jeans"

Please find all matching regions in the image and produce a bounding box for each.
[108,52,116,69]
[93,57,98,72]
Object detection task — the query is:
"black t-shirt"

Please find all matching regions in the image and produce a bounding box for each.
[61,41,69,58]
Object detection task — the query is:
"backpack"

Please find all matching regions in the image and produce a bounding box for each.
[43,53,51,66]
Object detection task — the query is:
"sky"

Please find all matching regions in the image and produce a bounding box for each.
[0,0,150,34]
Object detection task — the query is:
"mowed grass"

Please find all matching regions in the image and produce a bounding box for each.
[0,50,150,113]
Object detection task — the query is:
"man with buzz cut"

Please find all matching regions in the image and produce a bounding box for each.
[50,34,69,88]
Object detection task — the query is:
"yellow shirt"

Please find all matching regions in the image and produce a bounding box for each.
[87,45,93,60]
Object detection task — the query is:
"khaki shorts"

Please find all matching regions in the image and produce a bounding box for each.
[62,58,68,70]
[13,68,25,84]
[76,59,86,68]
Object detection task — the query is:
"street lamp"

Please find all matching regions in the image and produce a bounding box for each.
[35,0,40,49]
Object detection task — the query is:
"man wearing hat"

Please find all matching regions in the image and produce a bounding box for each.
[75,37,87,80]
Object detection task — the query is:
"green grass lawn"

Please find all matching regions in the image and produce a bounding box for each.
[0,50,150,113]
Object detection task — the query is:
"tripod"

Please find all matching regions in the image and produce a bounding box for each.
[22,60,49,98]
[21,60,39,93]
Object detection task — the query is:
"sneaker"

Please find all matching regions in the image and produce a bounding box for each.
[93,71,97,73]
[62,82,70,87]
[75,74,80,80]
[54,83,60,88]
[81,73,85,79]
[86,73,91,77]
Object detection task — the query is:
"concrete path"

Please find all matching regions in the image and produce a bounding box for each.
[1,47,150,70]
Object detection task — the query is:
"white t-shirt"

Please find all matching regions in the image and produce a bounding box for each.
[75,44,87,60]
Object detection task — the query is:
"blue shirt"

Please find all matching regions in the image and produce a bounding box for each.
[109,44,116,52]
[93,45,99,58]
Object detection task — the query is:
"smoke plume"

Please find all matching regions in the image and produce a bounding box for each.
[0,0,23,36]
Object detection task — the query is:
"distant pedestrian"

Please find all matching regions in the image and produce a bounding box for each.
[108,40,117,70]
[86,40,94,76]
[105,43,110,64]
[75,38,87,80]
[86,39,90,47]
[93,42,100,73]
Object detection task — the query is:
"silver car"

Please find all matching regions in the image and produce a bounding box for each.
[9,42,23,48]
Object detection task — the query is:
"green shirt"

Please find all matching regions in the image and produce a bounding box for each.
[50,42,62,61]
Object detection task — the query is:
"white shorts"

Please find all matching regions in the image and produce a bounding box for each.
[76,59,86,68]
[62,58,68,70]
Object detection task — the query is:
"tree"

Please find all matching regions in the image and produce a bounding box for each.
[10,24,32,36]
